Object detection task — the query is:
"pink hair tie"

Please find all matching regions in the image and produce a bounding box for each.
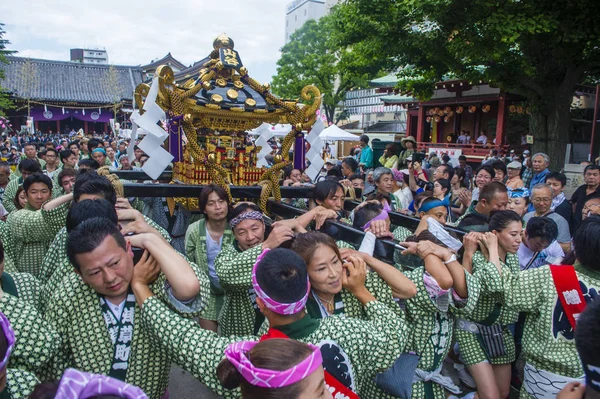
[363,209,389,231]
[224,341,322,388]
[251,248,310,315]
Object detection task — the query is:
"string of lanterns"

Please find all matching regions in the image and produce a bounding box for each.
[425,103,528,123]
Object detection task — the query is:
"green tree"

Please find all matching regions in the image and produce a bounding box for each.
[18,58,40,117]
[0,23,16,116]
[104,65,122,120]
[332,0,600,169]
[272,16,381,124]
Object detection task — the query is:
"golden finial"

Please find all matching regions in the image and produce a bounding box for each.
[213,34,235,50]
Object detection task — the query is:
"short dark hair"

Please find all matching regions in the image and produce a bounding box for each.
[525,217,558,243]
[480,181,507,203]
[18,158,42,173]
[60,149,75,163]
[348,173,364,181]
[458,155,467,162]
[199,184,231,218]
[545,172,567,187]
[67,218,125,271]
[325,166,343,180]
[78,158,100,170]
[57,167,77,184]
[353,202,383,230]
[491,160,507,176]
[45,148,58,158]
[23,173,52,192]
[359,134,369,144]
[228,202,262,223]
[313,180,343,204]
[255,248,308,305]
[475,165,496,179]
[490,149,498,156]
[435,178,451,195]
[73,173,117,205]
[24,142,37,150]
[341,157,358,172]
[584,164,600,175]
[66,199,118,233]
[68,141,80,149]
[488,210,522,232]
[87,138,102,151]
[573,216,600,271]
[438,164,454,181]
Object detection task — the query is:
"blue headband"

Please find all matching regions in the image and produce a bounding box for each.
[420,199,445,213]
[92,148,106,156]
[508,188,530,199]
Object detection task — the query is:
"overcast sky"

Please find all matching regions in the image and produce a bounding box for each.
[0,0,287,84]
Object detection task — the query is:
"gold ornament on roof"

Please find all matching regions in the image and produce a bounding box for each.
[134,34,321,210]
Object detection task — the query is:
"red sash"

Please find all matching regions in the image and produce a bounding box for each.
[261,328,360,399]
[550,265,587,329]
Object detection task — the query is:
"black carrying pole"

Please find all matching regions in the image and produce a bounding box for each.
[122,183,316,199]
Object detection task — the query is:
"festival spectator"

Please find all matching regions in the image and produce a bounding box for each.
[518,216,563,270]
[506,161,525,189]
[521,156,533,188]
[378,143,398,169]
[507,188,530,217]
[348,173,365,193]
[43,148,61,180]
[545,171,572,227]
[106,146,119,169]
[529,152,551,189]
[571,164,600,232]
[397,136,416,168]
[457,130,468,144]
[491,160,507,183]
[371,167,403,211]
[118,154,134,171]
[471,165,495,202]
[341,157,358,179]
[475,130,488,146]
[68,141,81,159]
[582,197,600,221]
[3,158,42,213]
[57,168,77,195]
[457,181,508,232]
[358,135,373,169]
[524,184,571,253]
[433,164,455,183]
[457,155,473,189]
[392,169,412,210]
[59,149,78,170]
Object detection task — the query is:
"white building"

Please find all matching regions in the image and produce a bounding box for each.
[341,87,406,133]
[285,0,327,43]
[70,48,109,64]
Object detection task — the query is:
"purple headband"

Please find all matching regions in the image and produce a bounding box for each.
[363,209,389,231]
[251,248,310,315]
[55,368,148,399]
[0,311,15,370]
[231,210,264,230]
[224,341,322,389]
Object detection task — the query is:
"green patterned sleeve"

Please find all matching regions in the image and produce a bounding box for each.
[3,179,18,214]
[8,209,58,244]
[365,272,402,317]
[0,221,16,267]
[39,228,67,282]
[451,269,481,317]
[140,296,249,398]
[184,223,200,264]
[42,201,69,234]
[336,240,356,250]
[41,288,75,381]
[359,300,406,369]
[6,368,39,399]
[472,250,503,294]
[8,298,61,375]
[403,267,443,314]
[502,266,549,315]
[215,244,263,292]
[142,215,172,243]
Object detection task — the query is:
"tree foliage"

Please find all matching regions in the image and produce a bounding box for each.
[272,16,382,124]
[0,23,16,117]
[332,0,600,168]
[17,58,40,117]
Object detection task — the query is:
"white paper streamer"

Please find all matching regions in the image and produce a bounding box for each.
[255,123,274,168]
[304,119,326,181]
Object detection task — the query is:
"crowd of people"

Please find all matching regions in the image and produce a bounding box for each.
[0,128,598,399]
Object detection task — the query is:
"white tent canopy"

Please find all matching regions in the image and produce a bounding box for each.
[247,123,292,137]
[319,125,359,142]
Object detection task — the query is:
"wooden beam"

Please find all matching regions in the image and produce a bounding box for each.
[496,95,506,146]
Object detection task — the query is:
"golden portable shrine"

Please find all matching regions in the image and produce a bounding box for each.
[133,34,321,209]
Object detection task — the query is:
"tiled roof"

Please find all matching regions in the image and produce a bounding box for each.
[141,53,187,72]
[380,93,417,104]
[173,57,211,84]
[1,56,143,104]
[364,120,406,133]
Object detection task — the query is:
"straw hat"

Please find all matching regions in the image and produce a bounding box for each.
[401,136,417,144]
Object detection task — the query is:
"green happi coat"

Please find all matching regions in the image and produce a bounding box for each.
[141,295,404,399]
[0,221,17,274]
[38,219,172,313]
[455,251,519,367]
[185,218,233,321]
[502,263,599,398]
[1,272,41,310]
[2,178,20,214]
[4,369,39,399]
[400,266,480,399]
[215,243,265,337]
[305,272,406,398]
[6,202,68,278]
[0,293,60,376]
[42,265,209,399]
